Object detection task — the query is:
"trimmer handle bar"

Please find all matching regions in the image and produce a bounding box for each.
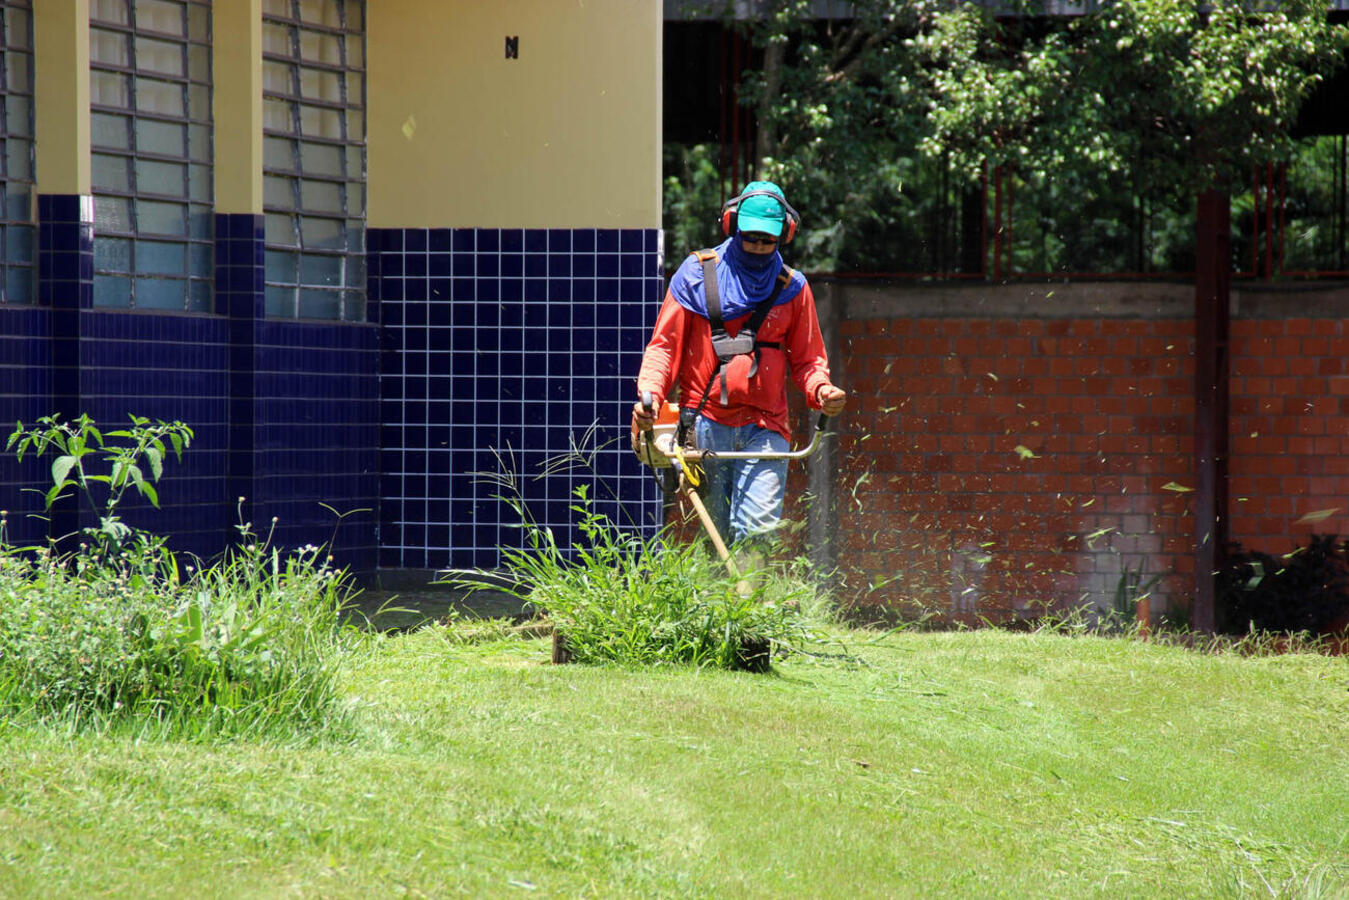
[652,413,831,463]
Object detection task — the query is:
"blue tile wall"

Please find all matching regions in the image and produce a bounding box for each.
[371,227,666,570]
[253,320,380,571]
[1,200,379,569]
[221,213,379,572]
[38,194,94,543]
[216,213,265,538]
[78,311,230,559]
[9,202,668,575]
[0,306,52,548]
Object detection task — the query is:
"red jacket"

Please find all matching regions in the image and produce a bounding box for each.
[636,280,833,442]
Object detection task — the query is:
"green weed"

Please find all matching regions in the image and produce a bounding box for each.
[8,413,192,557]
[0,416,367,738]
[472,442,843,670]
[501,484,835,669]
[0,509,365,737]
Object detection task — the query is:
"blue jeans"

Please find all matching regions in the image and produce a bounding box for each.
[693,417,789,546]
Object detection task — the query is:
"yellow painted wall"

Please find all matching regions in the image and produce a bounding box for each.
[33,0,91,195]
[213,0,263,214]
[367,0,661,229]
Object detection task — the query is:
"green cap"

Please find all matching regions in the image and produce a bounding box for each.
[735,181,788,237]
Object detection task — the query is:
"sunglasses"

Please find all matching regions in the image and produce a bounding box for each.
[741,233,778,246]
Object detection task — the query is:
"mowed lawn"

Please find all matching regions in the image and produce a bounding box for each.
[1,627,1346,898]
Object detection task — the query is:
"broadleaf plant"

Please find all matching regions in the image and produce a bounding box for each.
[8,413,193,555]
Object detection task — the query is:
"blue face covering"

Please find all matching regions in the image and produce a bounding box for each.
[668,236,804,321]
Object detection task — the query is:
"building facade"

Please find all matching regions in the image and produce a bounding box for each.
[0,0,665,572]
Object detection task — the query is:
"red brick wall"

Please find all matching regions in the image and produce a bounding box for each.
[810,282,1349,625]
[1229,315,1349,547]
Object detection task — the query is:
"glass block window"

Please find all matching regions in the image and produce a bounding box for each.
[262,0,366,321]
[90,0,213,312]
[0,0,35,305]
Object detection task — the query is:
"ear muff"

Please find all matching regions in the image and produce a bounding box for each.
[721,189,801,245]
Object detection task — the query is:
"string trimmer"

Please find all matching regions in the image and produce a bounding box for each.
[632,391,831,577]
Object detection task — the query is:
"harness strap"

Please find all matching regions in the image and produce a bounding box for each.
[701,253,722,328]
[692,250,792,414]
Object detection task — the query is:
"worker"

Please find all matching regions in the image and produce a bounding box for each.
[633,180,847,550]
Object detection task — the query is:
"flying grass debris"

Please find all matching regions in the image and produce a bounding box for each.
[1293,508,1340,525]
[1085,526,1116,548]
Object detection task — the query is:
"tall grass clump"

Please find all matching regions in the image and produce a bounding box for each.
[0,415,363,737]
[477,440,837,670]
[0,528,358,736]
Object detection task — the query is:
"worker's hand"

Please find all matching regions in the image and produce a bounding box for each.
[632,398,656,433]
[817,384,848,417]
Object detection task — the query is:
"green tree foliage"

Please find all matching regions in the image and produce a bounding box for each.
[668,0,1348,274]
[737,1,939,271]
[919,0,1349,193]
[1279,135,1349,272]
[662,143,725,258]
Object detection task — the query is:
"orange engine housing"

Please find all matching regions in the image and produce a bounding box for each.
[631,401,682,468]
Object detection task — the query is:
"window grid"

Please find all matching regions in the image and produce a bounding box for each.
[90,0,214,312]
[0,0,35,305]
[262,0,366,322]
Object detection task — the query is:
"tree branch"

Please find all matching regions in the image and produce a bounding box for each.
[830,15,909,83]
[755,38,786,171]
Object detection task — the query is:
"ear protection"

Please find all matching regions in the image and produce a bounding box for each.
[721,189,801,245]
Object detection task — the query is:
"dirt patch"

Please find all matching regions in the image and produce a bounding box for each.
[344,569,533,632]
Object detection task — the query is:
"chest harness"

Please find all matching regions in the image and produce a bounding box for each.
[680,249,795,434]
